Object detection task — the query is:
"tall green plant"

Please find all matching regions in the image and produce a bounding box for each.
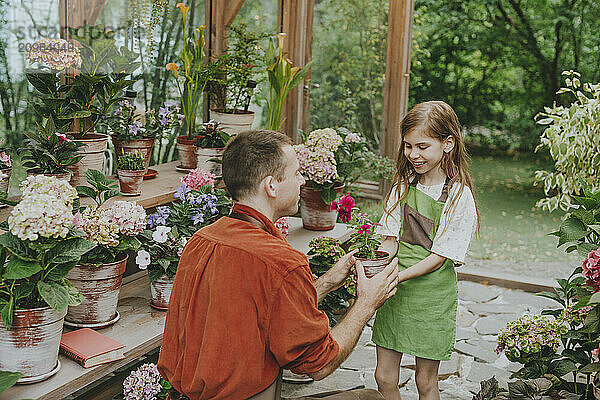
[265,33,313,131]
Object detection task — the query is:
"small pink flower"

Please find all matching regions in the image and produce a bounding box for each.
[0,151,11,167]
[73,211,84,228]
[55,132,72,142]
[339,195,355,212]
[181,168,216,191]
[358,224,371,234]
[275,217,289,237]
[582,246,600,292]
[330,200,338,211]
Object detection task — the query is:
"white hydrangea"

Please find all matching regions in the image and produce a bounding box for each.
[79,207,120,247]
[8,193,73,241]
[105,201,146,236]
[20,175,78,207]
[305,128,343,152]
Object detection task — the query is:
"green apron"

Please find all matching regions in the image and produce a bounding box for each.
[372,179,457,361]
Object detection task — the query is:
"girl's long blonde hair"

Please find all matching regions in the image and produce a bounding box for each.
[384,101,479,231]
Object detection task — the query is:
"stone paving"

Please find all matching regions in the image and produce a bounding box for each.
[282,281,558,399]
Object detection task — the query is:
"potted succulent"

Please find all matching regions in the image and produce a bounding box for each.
[20,117,83,182]
[116,153,145,196]
[166,3,222,171]
[138,168,231,309]
[68,170,146,328]
[106,100,183,177]
[208,23,267,134]
[0,146,12,197]
[346,208,386,278]
[194,120,232,176]
[25,26,140,186]
[0,175,95,382]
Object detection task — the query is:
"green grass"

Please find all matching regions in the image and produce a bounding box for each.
[357,154,578,264]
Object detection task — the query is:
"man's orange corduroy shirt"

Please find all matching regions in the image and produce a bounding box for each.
[157,204,339,399]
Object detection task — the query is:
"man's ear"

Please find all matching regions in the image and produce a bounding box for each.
[443,136,456,153]
[262,175,277,198]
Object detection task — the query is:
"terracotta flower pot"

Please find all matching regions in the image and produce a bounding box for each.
[117,169,145,196]
[356,251,389,278]
[195,146,224,176]
[149,273,175,310]
[67,133,109,187]
[299,183,345,231]
[113,137,155,176]
[209,109,255,135]
[176,135,199,170]
[65,255,128,328]
[0,306,66,381]
[26,169,72,182]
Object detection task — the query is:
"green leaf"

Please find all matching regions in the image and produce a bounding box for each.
[37,281,69,312]
[572,195,600,210]
[3,258,42,279]
[46,238,96,264]
[320,186,338,205]
[0,300,13,330]
[577,243,599,258]
[0,371,23,394]
[561,348,589,365]
[559,216,587,241]
[114,236,141,252]
[549,359,577,377]
[580,362,600,374]
[13,283,34,300]
[45,262,76,281]
[67,285,83,307]
[572,209,596,225]
[76,185,97,199]
[537,291,563,305]
[148,269,162,283]
[589,292,600,304]
[0,232,37,261]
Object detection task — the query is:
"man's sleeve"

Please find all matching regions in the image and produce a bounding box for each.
[267,265,339,375]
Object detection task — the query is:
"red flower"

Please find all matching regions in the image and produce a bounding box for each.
[339,195,355,212]
[358,224,371,234]
[582,247,600,292]
[330,200,339,211]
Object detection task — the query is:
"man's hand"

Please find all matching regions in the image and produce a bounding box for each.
[354,258,399,313]
[314,249,358,303]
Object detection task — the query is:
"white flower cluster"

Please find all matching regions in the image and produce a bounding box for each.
[9,193,73,241]
[105,201,146,236]
[77,201,146,247]
[20,175,78,207]
[305,128,343,152]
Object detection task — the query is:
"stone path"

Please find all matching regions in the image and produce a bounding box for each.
[282,281,558,399]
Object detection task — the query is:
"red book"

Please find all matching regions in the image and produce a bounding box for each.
[60,328,126,368]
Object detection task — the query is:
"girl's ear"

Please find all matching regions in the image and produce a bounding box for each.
[443,136,456,154]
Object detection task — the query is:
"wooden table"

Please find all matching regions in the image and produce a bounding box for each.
[1,213,351,400]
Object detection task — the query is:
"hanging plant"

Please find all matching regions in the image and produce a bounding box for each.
[127,0,170,60]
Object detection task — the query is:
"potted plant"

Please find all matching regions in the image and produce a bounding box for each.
[116,153,145,196]
[25,27,140,187]
[265,32,313,131]
[20,117,83,182]
[138,168,231,309]
[194,120,232,176]
[208,23,267,134]
[122,363,171,399]
[0,145,12,197]
[166,3,222,171]
[106,100,183,177]
[67,170,146,328]
[0,175,95,381]
[346,208,387,278]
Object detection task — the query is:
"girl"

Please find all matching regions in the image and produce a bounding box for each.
[373,101,478,400]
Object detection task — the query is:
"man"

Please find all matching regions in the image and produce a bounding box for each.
[158,130,399,399]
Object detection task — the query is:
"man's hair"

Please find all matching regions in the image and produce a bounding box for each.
[222,130,294,201]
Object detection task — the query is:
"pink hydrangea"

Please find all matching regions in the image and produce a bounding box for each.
[275,217,289,237]
[305,128,342,152]
[295,144,338,185]
[181,168,216,191]
[344,131,361,143]
[25,38,82,70]
[582,247,600,292]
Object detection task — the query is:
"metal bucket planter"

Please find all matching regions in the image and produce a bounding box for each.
[26,169,72,182]
[209,109,255,135]
[149,273,175,310]
[113,137,155,176]
[195,147,224,176]
[176,136,198,171]
[67,133,108,187]
[356,251,389,278]
[65,255,128,328]
[299,183,345,231]
[0,306,66,382]
[117,169,145,196]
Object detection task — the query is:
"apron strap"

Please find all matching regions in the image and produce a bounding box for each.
[437,178,451,203]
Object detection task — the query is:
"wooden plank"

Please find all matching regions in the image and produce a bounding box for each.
[457,269,554,294]
[224,0,246,27]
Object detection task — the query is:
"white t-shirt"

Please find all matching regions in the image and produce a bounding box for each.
[377,181,477,265]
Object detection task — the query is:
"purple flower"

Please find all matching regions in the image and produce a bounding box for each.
[114,108,121,116]
[128,121,142,135]
[177,114,184,121]
[158,106,169,118]
[160,116,169,126]
[174,184,189,199]
[191,212,205,225]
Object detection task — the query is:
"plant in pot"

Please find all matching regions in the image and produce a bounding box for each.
[347,208,386,278]
[0,145,12,197]
[116,153,145,196]
[208,23,268,134]
[0,175,96,382]
[194,120,232,176]
[295,128,345,230]
[25,26,140,186]
[165,3,222,171]
[265,32,313,131]
[68,169,146,328]
[19,117,84,182]
[307,236,357,322]
[105,100,183,177]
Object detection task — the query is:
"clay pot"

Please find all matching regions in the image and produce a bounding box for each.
[0,306,66,380]
[149,273,175,310]
[117,169,145,196]
[65,255,128,328]
[66,133,109,187]
[26,169,72,182]
[176,136,198,170]
[113,137,155,176]
[209,109,255,135]
[356,251,390,278]
[299,183,345,231]
[195,147,224,176]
